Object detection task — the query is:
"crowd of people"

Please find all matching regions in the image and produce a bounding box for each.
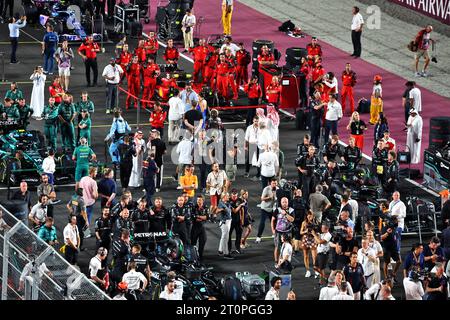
[0,1,448,301]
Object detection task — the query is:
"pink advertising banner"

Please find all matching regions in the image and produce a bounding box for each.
[388,0,450,25]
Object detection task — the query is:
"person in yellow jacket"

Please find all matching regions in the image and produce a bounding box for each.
[369,88,383,125]
[222,0,233,36]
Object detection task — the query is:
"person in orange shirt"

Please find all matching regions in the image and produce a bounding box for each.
[179,165,198,198]
[266,76,281,106]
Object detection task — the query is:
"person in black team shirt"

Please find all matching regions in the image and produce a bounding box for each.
[296,134,311,158]
[383,150,399,194]
[112,207,133,241]
[372,139,388,185]
[341,137,362,170]
[118,134,135,191]
[171,196,191,245]
[191,195,209,260]
[149,197,172,254]
[228,189,245,254]
[424,262,448,300]
[111,229,131,286]
[295,145,319,202]
[335,227,359,270]
[380,215,402,280]
[320,159,338,198]
[95,206,112,251]
[129,244,152,279]
[322,135,342,164]
[182,191,194,244]
[131,199,151,255]
[148,129,167,192]
[183,99,203,136]
[309,91,326,148]
[292,188,307,253]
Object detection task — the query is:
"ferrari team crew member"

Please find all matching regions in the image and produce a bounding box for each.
[42,97,59,150]
[190,38,209,83]
[149,101,167,138]
[306,37,323,66]
[244,75,262,126]
[58,94,76,151]
[341,62,357,115]
[224,48,238,100]
[235,43,251,87]
[145,31,159,60]
[117,44,132,80]
[214,54,232,100]
[73,137,96,188]
[310,62,326,97]
[266,76,281,106]
[142,56,160,109]
[134,40,147,63]
[78,35,100,87]
[204,46,220,87]
[126,56,141,110]
[163,39,180,65]
[257,45,275,96]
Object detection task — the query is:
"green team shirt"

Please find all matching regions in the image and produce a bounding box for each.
[4,105,20,120]
[76,100,95,113]
[43,104,59,123]
[5,89,24,102]
[58,102,76,122]
[79,117,91,131]
[73,145,94,166]
[18,104,33,120]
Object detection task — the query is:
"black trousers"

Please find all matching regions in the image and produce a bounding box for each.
[228,220,242,252]
[299,76,308,109]
[94,0,106,16]
[65,246,78,265]
[155,163,163,189]
[107,0,115,17]
[351,30,362,57]
[246,98,258,127]
[2,0,13,18]
[120,162,132,189]
[191,224,207,259]
[173,222,189,246]
[84,58,98,85]
[310,118,321,148]
[302,175,314,204]
[198,161,207,190]
[10,37,18,63]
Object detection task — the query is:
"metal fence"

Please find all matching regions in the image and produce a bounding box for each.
[0,204,110,300]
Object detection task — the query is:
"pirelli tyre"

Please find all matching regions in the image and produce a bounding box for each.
[285,47,307,68]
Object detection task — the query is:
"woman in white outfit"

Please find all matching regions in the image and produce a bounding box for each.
[128,130,147,188]
[30,66,46,119]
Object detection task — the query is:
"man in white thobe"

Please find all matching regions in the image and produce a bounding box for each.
[406,108,423,164]
[129,130,147,187]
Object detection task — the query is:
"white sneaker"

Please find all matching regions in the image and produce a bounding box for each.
[271,234,275,238]
[305,270,311,278]
[314,271,320,279]
[255,237,261,244]
[414,72,422,77]
[421,71,429,77]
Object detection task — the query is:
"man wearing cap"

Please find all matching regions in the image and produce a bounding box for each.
[405,108,423,164]
[102,58,123,114]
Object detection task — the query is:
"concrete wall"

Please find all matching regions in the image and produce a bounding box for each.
[358,0,450,37]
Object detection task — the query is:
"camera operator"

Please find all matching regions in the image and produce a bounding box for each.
[380,215,402,280]
[191,195,209,260]
[364,278,394,300]
[276,180,293,208]
[383,151,399,194]
[424,262,448,300]
[388,191,406,253]
[170,196,191,246]
[29,194,49,231]
[403,243,425,278]
[272,197,295,265]
[313,223,332,283]
[295,145,319,201]
[343,252,366,300]
[112,207,133,242]
[403,268,425,300]
[309,185,331,223]
[322,135,342,164]
[121,261,148,300]
[111,229,131,285]
[423,236,445,271]
[372,139,388,185]
[94,207,112,251]
[292,189,308,252]
[357,236,377,287]
[335,227,359,270]
[320,160,338,198]
[340,137,362,170]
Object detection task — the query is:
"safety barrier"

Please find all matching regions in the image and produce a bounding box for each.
[0,204,110,300]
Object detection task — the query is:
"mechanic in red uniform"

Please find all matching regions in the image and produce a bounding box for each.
[158,73,178,101]
[266,75,281,106]
[214,54,232,101]
[118,43,132,81]
[244,75,262,126]
[341,62,357,115]
[77,35,101,87]
[235,42,251,87]
[145,31,159,60]
[203,45,220,88]
[49,76,65,105]
[134,40,147,63]
[257,45,275,98]
[224,48,238,100]
[189,38,209,83]
[163,39,180,65]
[310,62,326,97]
[306,37,323,66]
[126,55,141,109]
[149,101,167,138]
[142,56,160,109]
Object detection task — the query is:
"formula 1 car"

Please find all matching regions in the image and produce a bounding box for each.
[0,127,75,186]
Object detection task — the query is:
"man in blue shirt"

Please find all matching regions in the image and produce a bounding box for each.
[403,243,424,278]
[8,15,27,63]
[180,83,199,112]
[106,109,131,163]
[42,24,59,74]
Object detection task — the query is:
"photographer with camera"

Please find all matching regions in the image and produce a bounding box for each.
[365,278,394,300]
[335,226,359,271]
[343,252,366,300]
[299,210,319,278]
[381,215,402,281]
[403,243,425,279]
[272,197,295,265]
[423,236,445,272]
[313,223,332,283]
[403,268,425,300]
[424,262,448,300]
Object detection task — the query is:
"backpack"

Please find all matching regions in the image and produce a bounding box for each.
[222,276,244,300]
